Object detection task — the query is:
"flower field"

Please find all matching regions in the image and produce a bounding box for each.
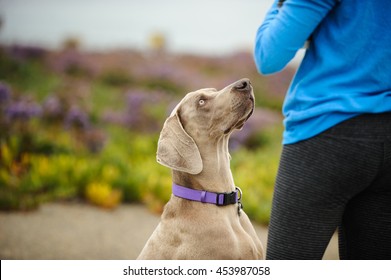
[0,44,294,224]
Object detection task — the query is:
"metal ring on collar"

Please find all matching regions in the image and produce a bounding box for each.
[236,186,242,201]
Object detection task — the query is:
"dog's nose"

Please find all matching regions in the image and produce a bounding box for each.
[233,79,251,92]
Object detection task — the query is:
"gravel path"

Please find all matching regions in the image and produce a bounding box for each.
[0,202,338,260]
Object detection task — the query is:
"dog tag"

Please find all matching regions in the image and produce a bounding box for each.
[236,186,243,216]
[237,202,243,216]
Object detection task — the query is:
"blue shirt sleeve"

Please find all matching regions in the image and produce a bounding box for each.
[254,0,338,74]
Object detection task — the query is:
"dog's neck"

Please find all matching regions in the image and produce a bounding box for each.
[172,135,235,193]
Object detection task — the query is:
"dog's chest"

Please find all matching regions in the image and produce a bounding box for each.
[156,208,260,259]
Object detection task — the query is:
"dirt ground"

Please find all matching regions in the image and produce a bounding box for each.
[0,202,338,260]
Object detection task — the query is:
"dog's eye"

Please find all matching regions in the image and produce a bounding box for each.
[198,99,205,106]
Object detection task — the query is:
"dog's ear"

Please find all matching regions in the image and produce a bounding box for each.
[157,113,203,174]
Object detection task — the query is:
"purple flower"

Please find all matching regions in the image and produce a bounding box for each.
[102,111,127,126]
[49,50,94,77]
[127,90,145,110]
[125,90,149,127]
[5,100,42,121]
[64,105,90,130]
[42,95,63,119]
[0,83,12,104]
[7,45,47,61]
[229,108,282,150]
[102,89,172,132]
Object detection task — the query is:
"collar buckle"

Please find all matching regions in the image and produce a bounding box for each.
[216,191,237,206]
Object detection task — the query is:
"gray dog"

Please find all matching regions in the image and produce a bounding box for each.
[137,79,264,259]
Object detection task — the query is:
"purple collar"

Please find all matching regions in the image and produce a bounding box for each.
[172,183,242,207]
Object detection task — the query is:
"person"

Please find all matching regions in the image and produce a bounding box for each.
[253,0,391,260]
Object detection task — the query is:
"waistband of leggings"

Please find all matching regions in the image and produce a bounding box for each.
[321,113,391,140]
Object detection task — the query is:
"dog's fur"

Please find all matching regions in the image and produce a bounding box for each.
[137,79,264,259]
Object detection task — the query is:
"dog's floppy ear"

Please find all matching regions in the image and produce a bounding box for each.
[157,113,203,174]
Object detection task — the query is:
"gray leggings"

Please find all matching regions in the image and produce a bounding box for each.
[266,113,391,259]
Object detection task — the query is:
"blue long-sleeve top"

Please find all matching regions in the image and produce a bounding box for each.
[254,0,391,144]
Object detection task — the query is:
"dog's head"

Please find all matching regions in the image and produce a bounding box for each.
[157,78,254,174]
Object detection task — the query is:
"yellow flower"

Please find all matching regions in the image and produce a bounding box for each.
[1,143,12,166]
[85,182,122,209]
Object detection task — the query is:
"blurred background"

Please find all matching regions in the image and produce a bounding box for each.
[1,0,329,260]
[1,0,275,55]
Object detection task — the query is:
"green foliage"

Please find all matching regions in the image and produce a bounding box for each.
[142,77,184,95]
[231,135,282,224]
[0,48,60,101]
[99,69,135,87]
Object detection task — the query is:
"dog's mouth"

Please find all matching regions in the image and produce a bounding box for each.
[244,99,255,122]
[223,96,254,134]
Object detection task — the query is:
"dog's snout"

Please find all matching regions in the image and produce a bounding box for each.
[233,79,251,92]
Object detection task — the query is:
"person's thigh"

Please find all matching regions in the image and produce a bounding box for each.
[339,149,391,260]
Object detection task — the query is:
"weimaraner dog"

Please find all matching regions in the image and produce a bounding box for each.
[137,78,264,259]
